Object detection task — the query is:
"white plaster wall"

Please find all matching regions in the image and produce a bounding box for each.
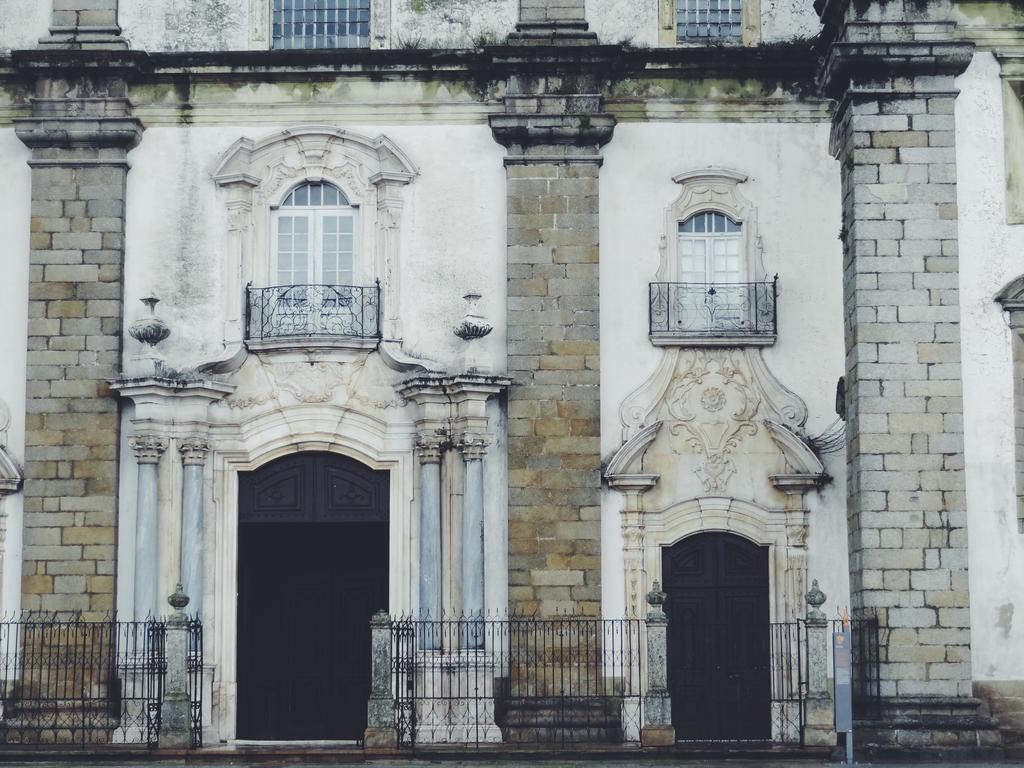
[956,51,1024,682]
[760,0,821,43]
[0,0,50,52]
[598,120,850,619]
[0,127,30,614]
[392,0,516,48]
[120,0,249,51]
[124,123,506,373]
[114,0,820,50]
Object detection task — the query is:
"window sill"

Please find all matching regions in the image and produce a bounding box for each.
[649,333,776,348]
[246,335,380,353]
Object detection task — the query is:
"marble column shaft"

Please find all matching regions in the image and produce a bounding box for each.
[179,438,208,618]
[418,438,443,648]
[460,437,488,648]
[130,435,166,621]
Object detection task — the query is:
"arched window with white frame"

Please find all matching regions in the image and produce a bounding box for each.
[677,211,742,284]
[272,181,357,287]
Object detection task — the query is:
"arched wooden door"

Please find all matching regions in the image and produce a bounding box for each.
[662,532,770,741]
[236,452,389,740]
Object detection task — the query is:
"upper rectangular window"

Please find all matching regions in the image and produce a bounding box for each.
[676,0,742,41]
[272,0,371,50]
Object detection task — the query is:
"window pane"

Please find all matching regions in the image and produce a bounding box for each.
[677,0,742,41]
[276,214,312,285]
[320,214,355,285]
[272,0,371,49]
[282,181,350,207]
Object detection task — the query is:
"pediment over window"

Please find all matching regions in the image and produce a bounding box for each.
[997,275,1024,323]
[0,401,22,496]
[213,125,417,201]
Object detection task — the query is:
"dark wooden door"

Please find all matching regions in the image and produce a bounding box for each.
[236,453,389,740]
[662,532,770,741]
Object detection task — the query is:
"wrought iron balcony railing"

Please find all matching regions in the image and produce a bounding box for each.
[648,278,778,345]
[246,283,381,346]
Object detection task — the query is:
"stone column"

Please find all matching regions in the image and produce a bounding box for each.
[14,51,142,616]
[803,580,835,747]
[459,434,488,647]
[160,585,192,749]
[179,438,208,619]
[512,0,593,42]
[641,581,674,747]
[364,610,398,753]
[490,42,615,616]
[817,0,1002,755]
[130,435,166,621]
[417,434,443,645]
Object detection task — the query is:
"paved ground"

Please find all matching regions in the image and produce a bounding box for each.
[0,761,1019,767]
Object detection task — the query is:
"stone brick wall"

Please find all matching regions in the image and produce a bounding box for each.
[506,161,602,617]
[833,74,973,698]
[51,0,119,30]
[20,162,129,616]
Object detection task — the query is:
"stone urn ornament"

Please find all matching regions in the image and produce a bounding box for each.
[453,291,493,373]
[128,295,171,376]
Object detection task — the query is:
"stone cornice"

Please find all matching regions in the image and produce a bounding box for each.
[817,39,975,100]
[14,116,143,151]
[4,45,818,87]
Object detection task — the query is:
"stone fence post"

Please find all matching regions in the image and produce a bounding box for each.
[364,610,398,753]
[641,581,675,747]
[803,579,836,746]
[159,585,192,749]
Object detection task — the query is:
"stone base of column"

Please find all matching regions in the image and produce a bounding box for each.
[363,727,398,753]
[40,28,129,49]
[852,697,1003,761]
[159,692,191,749]
[641,725,675,748]
[507,23,599,45]
[803,693,835,747]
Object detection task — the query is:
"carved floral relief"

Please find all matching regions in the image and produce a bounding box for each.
[663,350,761,493]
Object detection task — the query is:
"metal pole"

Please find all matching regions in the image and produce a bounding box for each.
[846,729,853,764]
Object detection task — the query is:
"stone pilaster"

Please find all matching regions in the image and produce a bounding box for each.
[14,57,142,615]
[490,43,614,617]
[818,0,1001,757]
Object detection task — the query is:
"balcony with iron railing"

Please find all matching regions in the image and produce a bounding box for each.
[648,277,778,346]
[245,282,381,351]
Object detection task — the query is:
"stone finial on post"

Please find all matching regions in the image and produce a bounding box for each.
[160,584,192,749]
[641,580,675,747]
[364,610,398,753]
[803,579,836,746]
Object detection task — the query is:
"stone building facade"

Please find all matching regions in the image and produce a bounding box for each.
[0,0,1022,756]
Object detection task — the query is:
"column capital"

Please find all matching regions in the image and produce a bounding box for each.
[179,437,210,465]
[457,432,491,461]
[129,434,167,464]
[415,432,446,464]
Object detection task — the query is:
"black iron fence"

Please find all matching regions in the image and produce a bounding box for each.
[186,618,203,748]
[246,282,381,342]
[836,617,881,720]
[393,616,644,749]
[648,278,778,339]
[769,621,806,745]
[0,617,166,747]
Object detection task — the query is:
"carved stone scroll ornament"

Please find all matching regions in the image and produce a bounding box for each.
[664,350,761,493]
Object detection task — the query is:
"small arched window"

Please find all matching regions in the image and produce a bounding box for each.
[677,211,742,283]
[272,181,356,287]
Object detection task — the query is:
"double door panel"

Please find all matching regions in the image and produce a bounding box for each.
[663,533,770,741]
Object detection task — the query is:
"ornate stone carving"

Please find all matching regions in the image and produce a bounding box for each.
[129,295,171,348]
[805,579,827,622]
[665,350,761,493]
[415,432,446,464]
[130,435,168,464]
[454,292,494,341]
[179,438,210,466]
[457,432,491,461]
